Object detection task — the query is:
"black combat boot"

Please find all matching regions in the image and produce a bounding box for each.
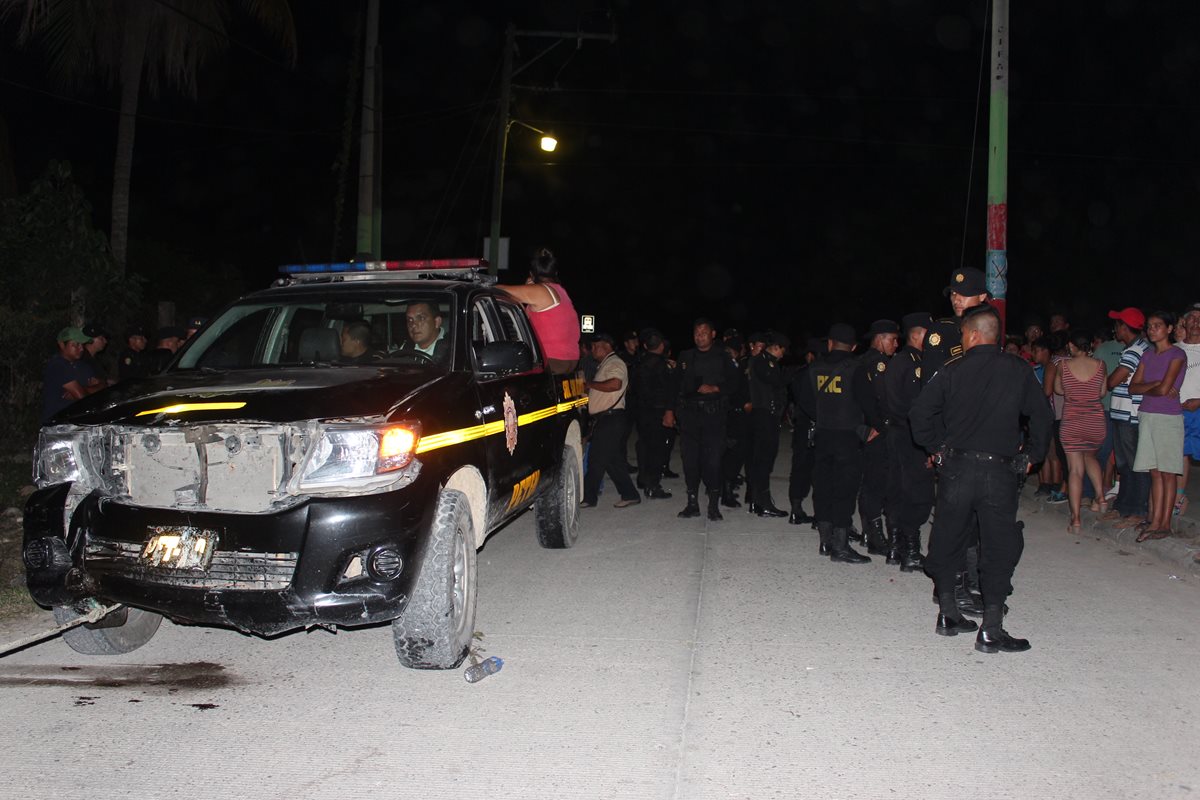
[935,583,979,637]
[829,526,871,564]
[707,492,724,521]
[720,482,741,508]
[885,525,904,565]
[848,524,864,544]
[975,604,1030,653]
[644,485,672,499]
[677,492,701,519]
[789,504,815,525]
[899,529,924,573]
[755,492,788,518]
[817,521,833,556]
[952,572,984,616]
[865,517,888,555]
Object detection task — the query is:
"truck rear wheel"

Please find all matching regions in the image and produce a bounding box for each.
[391,489,477,669]
[536,444,581,549]
[53,605,163,656]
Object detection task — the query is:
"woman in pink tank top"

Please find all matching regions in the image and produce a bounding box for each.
[498,247,580,374]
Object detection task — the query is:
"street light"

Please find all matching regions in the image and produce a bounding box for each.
[487,117,557,275]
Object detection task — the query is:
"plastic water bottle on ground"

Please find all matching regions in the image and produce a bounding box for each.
[464,656,503,683]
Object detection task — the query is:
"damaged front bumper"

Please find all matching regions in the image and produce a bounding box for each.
[23,479,437,636]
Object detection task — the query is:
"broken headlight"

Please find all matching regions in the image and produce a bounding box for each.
[33,426,95,488]
[293,423,420,494]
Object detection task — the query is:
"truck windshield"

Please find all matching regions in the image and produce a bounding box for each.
[176,291,456,372]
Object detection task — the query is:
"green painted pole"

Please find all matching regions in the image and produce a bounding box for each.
[985,0,1009,332]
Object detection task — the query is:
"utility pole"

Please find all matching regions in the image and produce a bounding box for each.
[985,0,1009,333]
[487,24,516,275]
[487,26,617,276]
[356,0,381,258]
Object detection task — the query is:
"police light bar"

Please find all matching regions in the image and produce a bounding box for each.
[280,258,486,274]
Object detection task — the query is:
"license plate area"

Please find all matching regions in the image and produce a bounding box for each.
[141,526,219,570]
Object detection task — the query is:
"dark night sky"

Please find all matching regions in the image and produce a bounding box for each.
[3,0,1199,344]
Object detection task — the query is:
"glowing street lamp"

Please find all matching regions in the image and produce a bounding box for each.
[487,118,558,273]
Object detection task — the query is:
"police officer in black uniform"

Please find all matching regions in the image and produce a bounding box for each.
[618,330,641,474]
[116,324,150,381]
[719,335,750,508]
[147,326,187,374]
[922,266,992,614]
[910,305,1051,652]
[635,328,674,500]
[747,331,790,517]
[883,312,934,571]
[922,267,990,386]
[857,319,899,554]
[666,318,740,521]
[787,338,823,525]
[798,323,883,564]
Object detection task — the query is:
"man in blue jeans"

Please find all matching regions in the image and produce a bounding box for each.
[1103,308,1151,527]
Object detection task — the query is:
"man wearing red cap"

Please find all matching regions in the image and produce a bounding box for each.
[1102,307,1151,528]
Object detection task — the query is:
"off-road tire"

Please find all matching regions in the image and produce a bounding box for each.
[53,605,163,655]
[391,489,477,669]
[535,444,581,549]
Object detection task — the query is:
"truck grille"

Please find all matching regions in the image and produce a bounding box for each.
[86,537,298,591]
[116,424,297,513]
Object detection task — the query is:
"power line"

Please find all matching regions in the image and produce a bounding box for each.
[149,0,295,72]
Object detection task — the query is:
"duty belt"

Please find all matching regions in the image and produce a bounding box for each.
[946,448,1013,464]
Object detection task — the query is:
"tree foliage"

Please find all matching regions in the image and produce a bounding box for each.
[0,161,139,444]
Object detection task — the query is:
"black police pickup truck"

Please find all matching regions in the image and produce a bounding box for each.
[24,260,586,669]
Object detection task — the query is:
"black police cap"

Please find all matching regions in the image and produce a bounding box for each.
[82,322,110,339]
[828,323,856,345]
[766,332,791,350]
[943,267,989,297]
[866,319,899,337]
[125,324,149,340]
[901,312,933,333]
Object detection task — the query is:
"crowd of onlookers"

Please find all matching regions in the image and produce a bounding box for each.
[1014,304,1199,543]
[41,317,206,423]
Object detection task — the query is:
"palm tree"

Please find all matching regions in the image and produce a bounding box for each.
[2,0,297,270]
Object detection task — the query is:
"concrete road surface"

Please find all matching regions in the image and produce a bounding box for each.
[2,466,1198,800]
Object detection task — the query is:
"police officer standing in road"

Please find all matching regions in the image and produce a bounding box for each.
[720,335,750,509]
[923,266,991,614]
[634,328,674,500]
[857,319,899,555]
[923,267,990,385]
[618,330,642,474]
[909,305,1051,652]
[883,312,934,571]
[747,331,790,517]
[666,318,740,521]
[787,338,823,525]
[798,323,883,563]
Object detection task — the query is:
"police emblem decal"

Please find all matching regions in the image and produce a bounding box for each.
[929,333,941,346]
[503,391,518,454]
[955,272,964,283]
[915,367,922,379]
[876,361,885,372]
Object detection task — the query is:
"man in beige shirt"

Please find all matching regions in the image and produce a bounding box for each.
[581,333,642,508]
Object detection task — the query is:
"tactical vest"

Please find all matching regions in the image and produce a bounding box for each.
[811,356,862,431]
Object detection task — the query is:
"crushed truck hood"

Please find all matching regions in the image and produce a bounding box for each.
[54,367,447,425]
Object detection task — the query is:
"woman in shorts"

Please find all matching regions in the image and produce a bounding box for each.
[1129,311,1188,540]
